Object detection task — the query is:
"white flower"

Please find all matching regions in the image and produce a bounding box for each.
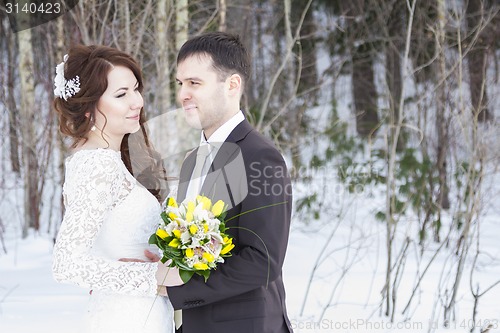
[53,54,80,101]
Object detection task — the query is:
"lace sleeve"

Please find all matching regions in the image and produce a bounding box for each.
[52,150,158,296]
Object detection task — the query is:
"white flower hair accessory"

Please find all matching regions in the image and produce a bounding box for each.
[53,54,80,101]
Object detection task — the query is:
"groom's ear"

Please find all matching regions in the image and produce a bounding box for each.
[227,74,242,97]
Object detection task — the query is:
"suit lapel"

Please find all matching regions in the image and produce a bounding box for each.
[177,149,197,202]
[178,120,253,203]
[200,120,253,201]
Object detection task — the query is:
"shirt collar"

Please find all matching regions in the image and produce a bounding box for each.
[200,111,245,146]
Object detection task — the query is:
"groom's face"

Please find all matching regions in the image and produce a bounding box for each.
[176,54,230,138]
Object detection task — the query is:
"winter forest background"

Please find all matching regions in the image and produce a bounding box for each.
[1,0,500,332]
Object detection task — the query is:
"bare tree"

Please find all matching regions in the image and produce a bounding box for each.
[154,0,172,115]
[384,0,405,149]
[18,29,40,237]
[383,0,417,318]
[435,0,451,213]
[344,0,380,138]
[3,18,21,174]
[466,0,494,122]
[219,0,227,31]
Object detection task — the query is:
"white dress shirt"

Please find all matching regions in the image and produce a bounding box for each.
[186,111,245,199]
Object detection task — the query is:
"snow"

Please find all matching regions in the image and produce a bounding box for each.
[0,231,88,332]
[1,177,499,333]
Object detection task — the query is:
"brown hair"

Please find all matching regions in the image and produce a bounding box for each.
[54,45,168,201]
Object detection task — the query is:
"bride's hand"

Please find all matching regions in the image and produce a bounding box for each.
[156,262,184,287]
[118,250,161,263]
[144,249,161,262]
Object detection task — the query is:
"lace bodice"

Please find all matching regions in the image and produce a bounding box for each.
[52,149,160,296]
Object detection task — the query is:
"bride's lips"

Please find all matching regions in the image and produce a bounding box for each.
[126,114,140,121]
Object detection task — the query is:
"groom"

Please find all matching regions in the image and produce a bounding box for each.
[164,32,294,333]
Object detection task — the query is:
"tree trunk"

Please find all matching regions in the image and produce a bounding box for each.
[156,0,171,114]
[175,0,198,152]
[219,0,227,32]
[294,0,318,103]
[352,44,379,138]
[466,0,492,122]
[18,29,40,237]
[385,0,404,149]
[54,16,67,241]
[290,0,317,168]
[226,0,253,107]
[6,25,21,174]
[345,0,379,138]
[119,0,131,53]
[175,0,188,51]
[435,0,450,214]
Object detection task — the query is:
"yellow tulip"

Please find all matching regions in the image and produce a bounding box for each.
[186,211,193,222]
[202,252,215,262]
[185,248,194,258]
[193,262,209,270]
[220,242,234,255]
[168,238,180,248]
[211,200,225,216]
[173,229,181,239]
[187,201,195,212]
[189,224,198,235]
[198,196,212,210]
[156,229,169,239]
[167,197,178,208]
[203,223,209,233]
[168,212,178,220]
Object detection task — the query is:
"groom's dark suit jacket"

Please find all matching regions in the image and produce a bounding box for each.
[168,119,293,333]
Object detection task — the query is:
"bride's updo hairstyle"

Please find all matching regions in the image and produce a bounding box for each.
[53,45,168,202]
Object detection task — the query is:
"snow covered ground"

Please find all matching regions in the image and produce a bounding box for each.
[1,182,499,333]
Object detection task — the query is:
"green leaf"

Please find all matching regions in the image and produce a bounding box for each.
[148,234,158,245]
[176,261,194,271]
[375,211,386,222]
[419,229,426,241]
[160,211,169,223]
[196,269,211,282]
[218,211,228,221]
[310,155,324,168]
[179,269,194,283]
[394,200,405,214]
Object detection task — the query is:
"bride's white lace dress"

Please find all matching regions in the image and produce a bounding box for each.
[52,149,173,333]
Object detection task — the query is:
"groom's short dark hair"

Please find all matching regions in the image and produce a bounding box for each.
[177,32,251,87]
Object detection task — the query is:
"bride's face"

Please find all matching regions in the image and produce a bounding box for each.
[94,66,143,142]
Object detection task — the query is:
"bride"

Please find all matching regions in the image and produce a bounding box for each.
[52,45,180,332]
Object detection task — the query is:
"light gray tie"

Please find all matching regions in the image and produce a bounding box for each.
[176,143,211,329]
[186,143,211,201]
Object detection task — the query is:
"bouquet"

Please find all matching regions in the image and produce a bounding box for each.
[149,195,235,283]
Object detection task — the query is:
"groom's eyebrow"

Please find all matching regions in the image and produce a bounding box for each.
[177,76,202,82]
